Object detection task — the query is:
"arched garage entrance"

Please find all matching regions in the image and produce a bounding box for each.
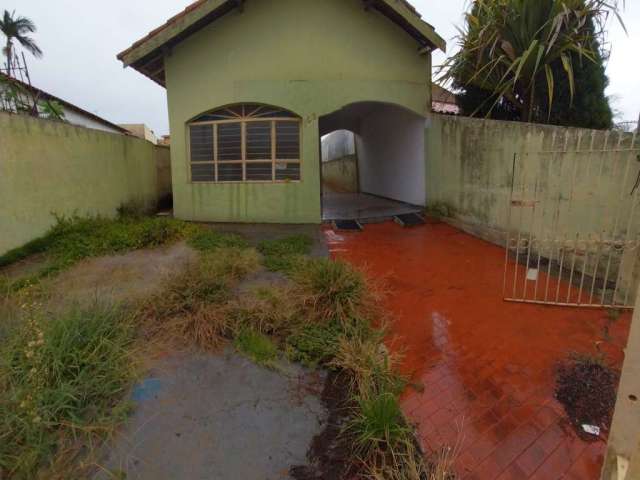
[319,102,426,221]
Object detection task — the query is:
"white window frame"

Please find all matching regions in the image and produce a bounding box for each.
[187,104,302,184]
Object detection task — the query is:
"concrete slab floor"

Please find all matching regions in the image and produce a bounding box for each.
[324,221,632,480]
[322,192,421,222]
[97,350,327,480]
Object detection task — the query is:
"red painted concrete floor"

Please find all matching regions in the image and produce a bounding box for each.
[324,221,631,480]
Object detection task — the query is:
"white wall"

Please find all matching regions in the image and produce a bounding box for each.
[356,105,426,206]
[62,108,123,134]
[321,130,355,162]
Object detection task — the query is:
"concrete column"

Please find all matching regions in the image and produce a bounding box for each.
[602,283,640,479]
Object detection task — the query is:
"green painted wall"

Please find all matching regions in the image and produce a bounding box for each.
[426,114,640,240]
[0,113,167,255]
[164,0,431,224]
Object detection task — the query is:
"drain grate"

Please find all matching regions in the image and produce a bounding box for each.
[333,219,363,231]
[394,213,425,227]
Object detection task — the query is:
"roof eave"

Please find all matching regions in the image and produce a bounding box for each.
[117,0,446,86]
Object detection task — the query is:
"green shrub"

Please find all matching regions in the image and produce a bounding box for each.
[348,392,411,459]
[188,229,249,252]
[234,328,279,367]
[0,305,137,478]
[285,322,343,368]
[294,258,369,324]
[258,235,312,272]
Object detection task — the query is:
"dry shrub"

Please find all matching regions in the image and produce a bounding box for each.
[138,247,260,350]
[425,445,459,480]
[229,285,305,339]
[329,327,405,400]
[294,258,384,326]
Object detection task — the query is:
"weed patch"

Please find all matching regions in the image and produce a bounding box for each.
[139,248,260,350]
[230,285,303,339]
[258,235,312,272]
[234,328,279,367]
[0,215,200,285]
[0,304,137,478]
[188,229,249,252]
[286,322,343,368]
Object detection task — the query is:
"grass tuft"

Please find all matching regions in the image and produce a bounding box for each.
[294,258,375,325]
[258,235,312,272]
[234,328,279,367]
[348,392,410,459]
[0,304,137,478]
[330,329,405,399]
[188,229,249,252]
[139,248,260,350]
[229,285,303,339]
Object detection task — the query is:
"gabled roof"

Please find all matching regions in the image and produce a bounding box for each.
[0,73,130,134]
[117,0,446,87]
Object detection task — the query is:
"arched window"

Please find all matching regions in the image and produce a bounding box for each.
[188,104,301,183]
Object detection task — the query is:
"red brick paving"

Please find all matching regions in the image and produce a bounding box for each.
[324,221,630,480]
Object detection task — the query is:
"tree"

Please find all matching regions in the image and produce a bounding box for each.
[441,0,623,127]
[0,10,42,75]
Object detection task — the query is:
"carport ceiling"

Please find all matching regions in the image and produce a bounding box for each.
[117,0,446,87]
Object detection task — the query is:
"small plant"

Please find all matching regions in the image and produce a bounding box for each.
[330,330,405,399]
[0,304,137,478]
[188,229,249,252]
[38,99,65,121]
[258,235,312,272]
[294,258,373,325]
[234,328,279,367]
[285,321,343,368]
[348,392,410,460]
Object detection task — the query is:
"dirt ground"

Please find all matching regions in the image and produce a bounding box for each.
[47,241,197,307]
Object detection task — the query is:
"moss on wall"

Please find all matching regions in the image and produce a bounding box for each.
[164,0,431,224]
[0,113,166,255]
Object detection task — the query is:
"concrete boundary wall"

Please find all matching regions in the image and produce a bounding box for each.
[426,114,640,303]
[0,113,171,255]
[426,114,640,244]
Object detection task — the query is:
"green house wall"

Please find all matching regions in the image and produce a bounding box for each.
[164,0,432,224]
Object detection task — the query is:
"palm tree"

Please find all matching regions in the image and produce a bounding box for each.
[440,0,624,123]
[0,10,42,76]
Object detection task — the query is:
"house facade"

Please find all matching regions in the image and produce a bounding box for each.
[118,0,445,223]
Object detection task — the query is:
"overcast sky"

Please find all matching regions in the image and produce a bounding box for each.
[2,1,637,136]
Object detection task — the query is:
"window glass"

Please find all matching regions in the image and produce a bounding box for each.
[217,123,242,161]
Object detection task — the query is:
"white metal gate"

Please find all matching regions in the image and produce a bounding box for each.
[503,131,640,309]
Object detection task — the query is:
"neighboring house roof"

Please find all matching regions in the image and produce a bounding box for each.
[0,73,130,134]
[117,0,446,87]
[432,84,460,115]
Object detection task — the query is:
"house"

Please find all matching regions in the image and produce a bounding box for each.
[0,73,129,134]
[432,84,460,115]
[118,0,445,223]
[119,123,160,144]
